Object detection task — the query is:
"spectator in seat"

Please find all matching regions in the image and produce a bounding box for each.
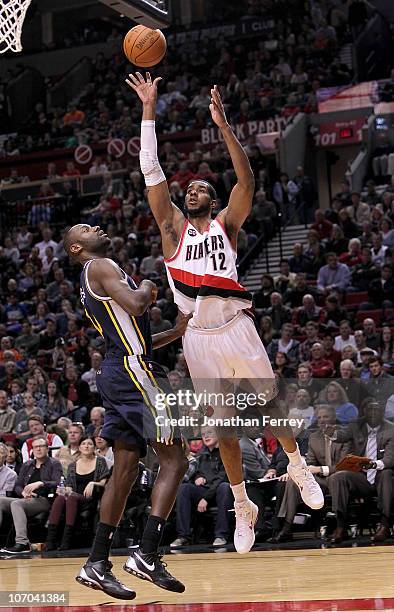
[14,321,39,356]
[362,318,380,352]
[325,224,349,256]
[337,208,360,239]
[284,273,316,309]
[357,348,376,380]
[361,264,394,310]
[85,406,105,436]
[139,243,164,278]
[253,275,275,312]
[13,392,44,441]
[273,172,299,223]
[366,357,393,408]
[0,436,63,554]
[259,316,274,348]
[274,260,297,295]
[318,381,358,424]
[380,218,394,248]
[288,243,310,274]
[293,295,325,334]
[328,399,394,543]
[311,209,333,241]
[46,380,73,422]
[324,294,348,329]
[338,359,369,409]
[264,292,292,333]
[0,390,16,435]
[289,389,315,429]
[94,427,114,468]
[299,321,320,362]
[322,333,342,369]
[267,323,300,366]
[354,329,367,363]
[59,364,91,420]
[81,352,103,402]
[346,192,371,225]
[296,362,319,402]
[169,161,196,191]
[170,427,233,548]
[309,342,335,379]
[21,414,64,463]
[339,238,362,268]
[5,442,22,474]
[273,352,295,379]
[334,320,356,352]
[350,247,380,291]
[273,405,351,542]
[55,422,85,473]
[45,436,109,551]
[0,442,17,496]
[251,191,277,238]
[380,326,394,367]
[371,233,391,267]
[317,252,351,295]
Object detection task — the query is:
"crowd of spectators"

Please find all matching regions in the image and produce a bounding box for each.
[0,0,356,161]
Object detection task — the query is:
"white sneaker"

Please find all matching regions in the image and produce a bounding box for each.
[287,459,324,510]
[233,499,258,554]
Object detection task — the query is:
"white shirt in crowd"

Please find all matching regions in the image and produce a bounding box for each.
[334,334,356,352]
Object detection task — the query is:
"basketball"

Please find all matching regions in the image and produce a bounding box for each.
[123,25,166,67]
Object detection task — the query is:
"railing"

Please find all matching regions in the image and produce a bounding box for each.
[238,201,307,278]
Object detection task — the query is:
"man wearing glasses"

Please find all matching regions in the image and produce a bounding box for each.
[0,437,63,554]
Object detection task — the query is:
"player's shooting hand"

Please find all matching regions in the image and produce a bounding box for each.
[209,85,228,129]
[125,71,162,105]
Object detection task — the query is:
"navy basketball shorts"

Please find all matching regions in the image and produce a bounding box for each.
[96,355,180,456]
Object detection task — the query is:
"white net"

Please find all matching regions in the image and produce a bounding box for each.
[0,0,31,54]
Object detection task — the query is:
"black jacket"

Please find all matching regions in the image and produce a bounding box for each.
[193,446,228,501]
[14,456,63,497]
[368,278,394,306]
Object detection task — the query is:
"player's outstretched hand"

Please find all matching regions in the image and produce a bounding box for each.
[209,84,228,129]
[125,71,162,105]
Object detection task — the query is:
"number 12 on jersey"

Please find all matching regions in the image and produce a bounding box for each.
[210,252,227,271]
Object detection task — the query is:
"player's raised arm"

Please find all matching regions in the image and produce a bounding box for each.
[125,72,184,257]
[210,85,255,244]
[89,258,157,317]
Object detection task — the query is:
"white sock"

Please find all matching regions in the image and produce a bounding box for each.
[285,444,303,466]
[231,481,248,504]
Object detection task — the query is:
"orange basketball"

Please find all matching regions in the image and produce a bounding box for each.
[123,25,166,67]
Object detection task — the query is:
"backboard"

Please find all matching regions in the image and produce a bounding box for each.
[98,0,170,28]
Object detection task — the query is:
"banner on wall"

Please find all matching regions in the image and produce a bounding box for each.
[200,116,287,145]
[166,18,275,46]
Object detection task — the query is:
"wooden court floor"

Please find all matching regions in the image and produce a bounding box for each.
[1,547,394,611]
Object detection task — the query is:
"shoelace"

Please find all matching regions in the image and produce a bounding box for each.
[292,465,321,493]
[103,561,124,585]
[234,504,253,536]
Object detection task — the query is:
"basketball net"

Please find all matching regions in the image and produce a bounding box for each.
[0,0,31,53]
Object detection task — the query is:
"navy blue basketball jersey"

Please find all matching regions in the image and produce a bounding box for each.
[80,259,152,360]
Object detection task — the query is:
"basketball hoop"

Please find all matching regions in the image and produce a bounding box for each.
[0,0,31,54]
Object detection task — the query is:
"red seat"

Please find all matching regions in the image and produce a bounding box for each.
[346,292,368,305]
[1,433,16,443]
[355,310,382,325]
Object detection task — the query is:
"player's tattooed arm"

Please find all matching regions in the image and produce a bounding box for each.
[152,312,192,349]
[89,259,157,316]
[209,85,254,244]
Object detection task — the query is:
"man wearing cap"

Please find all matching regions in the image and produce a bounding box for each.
[357,348,376,380]
[21,415,64,462]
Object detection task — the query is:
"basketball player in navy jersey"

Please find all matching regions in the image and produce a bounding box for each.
[127,72,324,555]
[64,224,190,599]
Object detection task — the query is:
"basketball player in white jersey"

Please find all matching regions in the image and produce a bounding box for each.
[127,72,323,554]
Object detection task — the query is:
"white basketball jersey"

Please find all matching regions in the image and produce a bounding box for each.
[164,218,252,328]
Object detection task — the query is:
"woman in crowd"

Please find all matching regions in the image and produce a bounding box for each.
[46,436,109,550]
[259,315,274,347]
[273,351,295,379]
[380,218,394,248]
[325,224,348,255]
[29,301,50,332]
[380,326,394,369]
[46,380,73,422]
[319,381,358,424]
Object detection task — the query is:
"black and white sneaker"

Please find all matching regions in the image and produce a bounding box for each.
[76,559,136,600]
[124,548,185,593]
[1,543,30,554]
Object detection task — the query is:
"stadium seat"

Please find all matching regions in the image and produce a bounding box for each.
[346,292,368,305]
[355,310,382,326]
